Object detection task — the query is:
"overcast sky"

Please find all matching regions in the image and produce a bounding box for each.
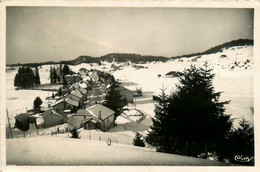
[6,7,253,64]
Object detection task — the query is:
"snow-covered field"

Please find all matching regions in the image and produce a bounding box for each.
[6,136,231,166]
[6,69,55,127]
[112,46,254,127]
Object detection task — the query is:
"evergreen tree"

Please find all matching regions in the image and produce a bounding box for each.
[57,87,63,96]
[70,128,80,139]
[103,80,125,119]
[133,132,145,147]
[52,92,55,99]
[62,76,68,86]
[14,72,21,87]
[62,64,70,86]
[53,67,57,84]
[33,96,43,113]
[228,117,254,164]
[146,62,232,157]
[34,66,41,85]
[63,64,70,76]
[57,66,61,82]
[14,66,35,88]
[50,66,53,84]
[145,87,175,153]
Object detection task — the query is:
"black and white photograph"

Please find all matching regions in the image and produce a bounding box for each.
[1,0,259,171]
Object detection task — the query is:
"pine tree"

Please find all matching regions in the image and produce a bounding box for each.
[33,96,43,113]
[63,64,70,76]
[229,117,254,163]
[14,72,21,87]
[133,132,145,147]
[70,128,80,139]
[57,66,61,82]
[103,80,125,119]
[14,66,35,88]
[57,87,63,96]
[50,66,53,84]
[34,66,41,85]
[146,62,232,157]
[53,67,57,84]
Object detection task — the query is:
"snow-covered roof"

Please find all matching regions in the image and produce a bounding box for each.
[71,89,82,98]
[15,113,36,122]
[51,99,64,107]
[76,109,92,116]
[86,104,115,120]
[42,109,64,119]
[73,83,80,89]
[67,115,84,129]
[79,82,87,89]
[83,76,91,82]
[65,98,79,107]
[119,85,132,92]
[79,87,87,94]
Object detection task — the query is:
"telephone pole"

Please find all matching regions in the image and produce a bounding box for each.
[6,109,12,138]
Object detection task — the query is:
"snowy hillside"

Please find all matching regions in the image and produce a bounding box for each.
[112,45,254,127]
[6,136,232,166]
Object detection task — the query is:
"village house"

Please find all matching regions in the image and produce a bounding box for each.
[67,109,95,130]
[66,89,83,108]
[65,74,81,85]
[51,99,66,116]
[118,85,134,103]
[67,104,115,132]
[65,97,79,112]
[41,109,66,128]
[79,87,88,102]
[87,104,115,132]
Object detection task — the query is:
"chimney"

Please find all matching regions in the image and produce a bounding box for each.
[98,111,101,120]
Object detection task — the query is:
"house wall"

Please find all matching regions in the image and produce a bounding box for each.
[68,94,81,102]
[44,115,65,128]
[101,115,115,131]
[165,74,174,78]
[52,102,65,115]
[73,76,81,83]
[120,88,133,103]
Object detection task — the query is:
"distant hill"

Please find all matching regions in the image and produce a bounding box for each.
[171,39,253,59]
[7,39,253,67]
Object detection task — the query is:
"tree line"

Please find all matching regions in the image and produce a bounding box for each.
[49,64,74,85]
[14,66,41,88]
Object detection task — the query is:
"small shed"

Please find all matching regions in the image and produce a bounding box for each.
[14,114,37,131]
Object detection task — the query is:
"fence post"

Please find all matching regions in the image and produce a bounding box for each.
[99,136,101,141]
